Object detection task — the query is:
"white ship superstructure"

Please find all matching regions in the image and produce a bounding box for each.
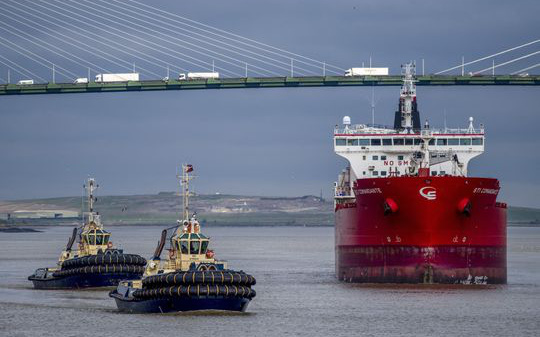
[334,63,485,198]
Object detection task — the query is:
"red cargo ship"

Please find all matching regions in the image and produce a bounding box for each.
[333,63,507,284]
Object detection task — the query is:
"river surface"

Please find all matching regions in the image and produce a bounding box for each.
[1,225,539,337]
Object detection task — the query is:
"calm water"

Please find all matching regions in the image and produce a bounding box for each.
[1,225,539,337]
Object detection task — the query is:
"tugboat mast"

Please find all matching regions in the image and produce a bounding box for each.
[84,178,99,225]
[178,164,194,221]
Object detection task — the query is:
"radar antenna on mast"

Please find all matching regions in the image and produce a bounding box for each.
[394,62,421,132]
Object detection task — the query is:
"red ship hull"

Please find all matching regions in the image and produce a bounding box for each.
[335,176,507,284]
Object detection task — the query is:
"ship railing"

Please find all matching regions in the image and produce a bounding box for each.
[334,125,484,135]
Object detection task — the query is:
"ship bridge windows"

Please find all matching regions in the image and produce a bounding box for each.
[414,139,422,145]
[405,139,414,145]
[371,139,381,146]
[382,138,392,146]
[82,229,110,246]
[428,139,435,145]
[448,138,459,146]
[393,138,405,145]
[347,139,358,146]
[177,233,210,255]
[460,138,472,145]
[335,138,346,146]
[436,138,447,146]
[472,138,483,145]
[359,139,369,146]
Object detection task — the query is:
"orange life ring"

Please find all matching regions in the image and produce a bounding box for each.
[107,241,113,249]
[206,250,215,259]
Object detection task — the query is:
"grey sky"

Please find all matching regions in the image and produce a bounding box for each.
[0,0,539,207]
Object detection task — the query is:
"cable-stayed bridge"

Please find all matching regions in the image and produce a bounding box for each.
[0,0,539,96]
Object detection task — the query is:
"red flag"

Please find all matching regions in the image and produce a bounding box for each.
[185,164,193,173]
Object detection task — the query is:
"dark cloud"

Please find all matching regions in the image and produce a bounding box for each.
[0,0,539,207]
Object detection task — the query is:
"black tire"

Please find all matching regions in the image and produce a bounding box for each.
[52,264,145,277]
[142,270,256,288]
[60,254,146,269]
[133,284,256,299]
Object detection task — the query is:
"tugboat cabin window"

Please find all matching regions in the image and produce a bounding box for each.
[200,241,209,254]
[85,233,96,245]
[190,240,200,254]
[96,234,104,245]
[180,240,189,254]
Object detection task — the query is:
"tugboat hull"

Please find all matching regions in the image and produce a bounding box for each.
[110,292,250,313]
[29,271,142,289]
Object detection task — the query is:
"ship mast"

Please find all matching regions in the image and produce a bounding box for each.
[83,177,99,226]
[178,164,194,221]
[399,63,417,131]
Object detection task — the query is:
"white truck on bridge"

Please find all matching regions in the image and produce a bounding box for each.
[95,73,140,83]
[178,72,219,80]
[344,67,389,76]
[16,79,34,85]
[74,77,89,84]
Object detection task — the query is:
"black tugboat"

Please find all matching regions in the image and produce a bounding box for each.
[28,178,146,289]
[109,164,256,313]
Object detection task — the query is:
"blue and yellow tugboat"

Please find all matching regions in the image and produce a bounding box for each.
[28,178,146,289]
[109,165,256,313]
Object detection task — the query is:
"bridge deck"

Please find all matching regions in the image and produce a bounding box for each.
[1,75,539,95]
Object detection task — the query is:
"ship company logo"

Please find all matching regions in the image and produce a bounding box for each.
[419,187,437,200]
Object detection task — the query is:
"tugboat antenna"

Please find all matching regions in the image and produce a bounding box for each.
[178,164,194,221]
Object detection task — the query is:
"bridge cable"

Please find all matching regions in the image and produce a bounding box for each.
[0,55,48,82]
[127,0,344,73]
[435,39,540,74]
[59,0,285,77]
[0,17,110,77]
[99,0,314,75]
[35,0,242,78]
[12,0,189,78]
[3,1,167,78]
[511,63,540,75]
[473,50,540,74]
[0,37,74,80]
